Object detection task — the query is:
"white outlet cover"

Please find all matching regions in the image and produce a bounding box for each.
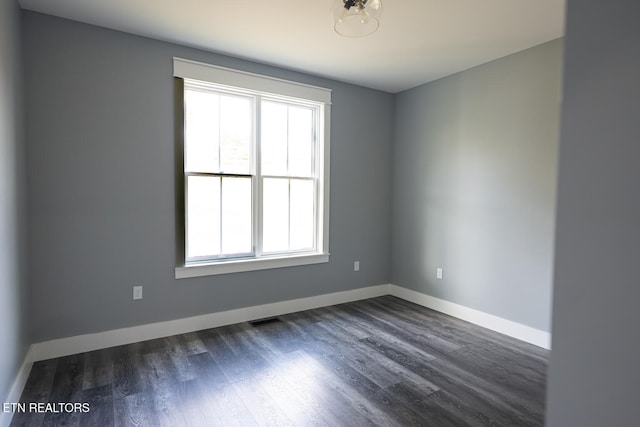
[133,286,143,300]
[436,268,443,279]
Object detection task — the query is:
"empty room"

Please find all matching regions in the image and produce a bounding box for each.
[2,0,640,426]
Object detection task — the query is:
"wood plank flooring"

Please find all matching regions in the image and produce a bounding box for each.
[11,296,549,426]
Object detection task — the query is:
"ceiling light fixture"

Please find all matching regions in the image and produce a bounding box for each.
[331,0,383,38]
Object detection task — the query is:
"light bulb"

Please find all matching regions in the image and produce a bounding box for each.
[339,8,347,22]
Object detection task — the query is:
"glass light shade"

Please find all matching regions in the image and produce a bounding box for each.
[331,0,383,38]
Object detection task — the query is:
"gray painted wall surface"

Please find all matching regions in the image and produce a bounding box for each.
[23,11,394,342]
[391,40,562,332]
[0,0,28,408]
[546,1,640,425]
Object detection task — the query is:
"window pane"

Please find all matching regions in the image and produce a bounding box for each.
[261,101,288,176]
[184,90,219,173]
[290,179,315,250]
[187,176,220,258]
[221,177,252,254]
[182,74,327,265]
[263,178,289,253]
[220,95,252,174]
[288,106,313,177]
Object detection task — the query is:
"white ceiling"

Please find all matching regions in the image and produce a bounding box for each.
[18,0,565,93]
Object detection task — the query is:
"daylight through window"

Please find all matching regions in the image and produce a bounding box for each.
[174,59,331,277]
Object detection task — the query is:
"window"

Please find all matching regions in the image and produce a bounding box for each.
[174,58,331,278]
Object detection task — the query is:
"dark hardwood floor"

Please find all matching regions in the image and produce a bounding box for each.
[11,296,549,426]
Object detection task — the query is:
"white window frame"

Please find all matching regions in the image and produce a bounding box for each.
[173,58,331,278]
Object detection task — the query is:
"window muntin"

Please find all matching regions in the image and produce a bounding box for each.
[186,175,252,259]
[183,81,324,265]
[261,101,314,177]
[261,99,317,255]
[262,177,315,253]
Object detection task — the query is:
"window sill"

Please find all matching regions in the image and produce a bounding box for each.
[175,253,330,279]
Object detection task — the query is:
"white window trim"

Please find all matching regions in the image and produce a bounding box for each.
[174,58,331,104]
[175,253,330,279]
[173,58,331,278]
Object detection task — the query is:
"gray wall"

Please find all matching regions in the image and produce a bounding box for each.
[392,40,562,332]
[546,1,640,425]
[0,0,28,409]
[23,11,394,342]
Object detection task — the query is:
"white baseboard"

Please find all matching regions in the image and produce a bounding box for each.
[0,347,35,427]
[8,282,549,419]
[29,284,391,362]
[28,283,549,362]
[388,284,551,349]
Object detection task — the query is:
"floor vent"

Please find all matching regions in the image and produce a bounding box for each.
[249,317,282,327]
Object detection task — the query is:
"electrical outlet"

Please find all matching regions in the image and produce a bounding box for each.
[133,286,143,300]
[436,268,443,279]
[354,261,360,272]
